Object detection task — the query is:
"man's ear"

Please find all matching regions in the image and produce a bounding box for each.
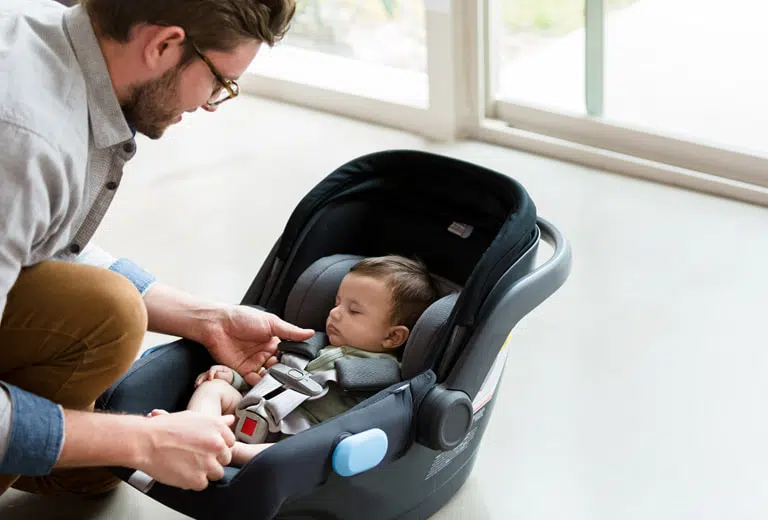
[142,25,186,74]
[382,326,409,350]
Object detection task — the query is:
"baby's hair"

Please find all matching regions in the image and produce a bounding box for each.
[349,255,438,329]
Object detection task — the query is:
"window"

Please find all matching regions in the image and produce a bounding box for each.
[241,0,768,206]
[604,0,768,157]
[487,0,768,194]
[494,0,588,114]
[250,0,428,107]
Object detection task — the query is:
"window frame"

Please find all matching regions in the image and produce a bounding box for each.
[241,0,768,207]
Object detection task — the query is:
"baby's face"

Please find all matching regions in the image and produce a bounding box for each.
[325,273,398,352]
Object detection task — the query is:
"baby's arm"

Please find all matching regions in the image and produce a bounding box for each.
[232,441,273,466]
[195,365,234,387]
[194,365,251,393]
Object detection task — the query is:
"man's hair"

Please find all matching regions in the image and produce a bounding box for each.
[81,0,295,55]
[350,255,439,330]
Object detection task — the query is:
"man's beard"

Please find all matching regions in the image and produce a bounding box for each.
[121,65,183,140]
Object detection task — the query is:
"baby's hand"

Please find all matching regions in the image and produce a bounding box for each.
[195,365,235,388]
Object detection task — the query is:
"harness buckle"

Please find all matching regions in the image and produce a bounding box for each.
[235,403,271,444]
[269,363,325,397]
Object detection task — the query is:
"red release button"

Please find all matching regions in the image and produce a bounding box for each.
[241,417,257,436]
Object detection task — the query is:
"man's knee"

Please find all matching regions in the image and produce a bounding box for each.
[0,263,149,409]
[90,269,148,372]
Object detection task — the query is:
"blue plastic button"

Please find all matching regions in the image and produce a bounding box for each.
[332,429,389,477]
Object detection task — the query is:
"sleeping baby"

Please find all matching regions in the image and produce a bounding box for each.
[150,255,438,466]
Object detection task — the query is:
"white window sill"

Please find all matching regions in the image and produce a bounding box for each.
[247,45,429,109]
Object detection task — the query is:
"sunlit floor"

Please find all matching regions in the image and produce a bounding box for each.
[1,96,767,520]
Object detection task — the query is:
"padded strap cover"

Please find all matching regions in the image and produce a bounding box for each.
[278,333,329,360]
[336,358,401,392]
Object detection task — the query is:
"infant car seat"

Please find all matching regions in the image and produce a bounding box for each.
[97,150,572,520]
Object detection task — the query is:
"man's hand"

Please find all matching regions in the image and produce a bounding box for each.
[136,411,236,491]
[143,284,313,386]
[202,306,314,386]
[56,408,236,492]
[195,365,235,388]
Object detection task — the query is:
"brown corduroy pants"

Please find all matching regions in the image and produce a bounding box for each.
[0,261,147,497]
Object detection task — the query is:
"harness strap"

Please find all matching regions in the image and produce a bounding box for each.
[280,410,314,436]
[235,351,402,444]
[239,373,282,409]
[310,368,338,387]
[264,389,312,424]
[280,352,310,371]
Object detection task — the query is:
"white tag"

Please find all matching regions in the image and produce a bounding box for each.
[448,221,474,239]
[128,471,156,494]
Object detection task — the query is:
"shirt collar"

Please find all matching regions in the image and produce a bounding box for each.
[63,6,134,150]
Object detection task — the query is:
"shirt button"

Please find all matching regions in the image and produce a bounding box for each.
[123,142,135,154]
[69,243,81,254]
[106,181,118,190]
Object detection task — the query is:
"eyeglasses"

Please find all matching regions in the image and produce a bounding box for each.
[189,40,240,106]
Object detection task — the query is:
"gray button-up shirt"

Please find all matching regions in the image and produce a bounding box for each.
[0,0,155,475]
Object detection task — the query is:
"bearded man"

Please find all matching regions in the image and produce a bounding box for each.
[0,0,313,496]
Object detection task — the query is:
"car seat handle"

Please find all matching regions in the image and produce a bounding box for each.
[444,217,572,400]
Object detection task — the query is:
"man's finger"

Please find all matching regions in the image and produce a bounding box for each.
[240,351,269,373]
[222,430,236,450]
[268,315,314,341]
[218,417,237,448]
[244,371,264,387]
[217,447,233,467]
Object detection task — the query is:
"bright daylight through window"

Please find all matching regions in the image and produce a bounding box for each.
[250,0,428,107]
[495,0,768,157]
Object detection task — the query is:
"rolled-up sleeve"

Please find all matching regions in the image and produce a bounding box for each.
[74,243,156,296]
[0,383,64,475]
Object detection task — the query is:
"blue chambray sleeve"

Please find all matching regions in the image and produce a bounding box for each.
[74,243,156,296]
[0,383,64,475]
[108,258,156,295]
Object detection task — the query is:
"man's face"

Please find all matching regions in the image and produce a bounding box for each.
[121,41,260,139]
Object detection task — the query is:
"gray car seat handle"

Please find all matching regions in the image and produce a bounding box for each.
[445,217,572,398]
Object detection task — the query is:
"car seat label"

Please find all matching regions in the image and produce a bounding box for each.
[471,330,512,412]
[423,333,512,481]
[447,221,474,239]
[424,409,484,481]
